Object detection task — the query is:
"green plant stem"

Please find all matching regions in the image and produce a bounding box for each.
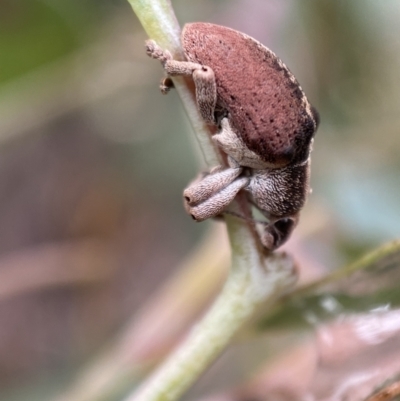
[125,1,297,400]
[128,0,221,167]
[126,228,294,401]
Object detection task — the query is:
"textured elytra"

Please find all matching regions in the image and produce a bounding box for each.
[182,23,318,166]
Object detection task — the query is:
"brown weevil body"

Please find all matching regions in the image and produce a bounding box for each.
[146,22,319,250]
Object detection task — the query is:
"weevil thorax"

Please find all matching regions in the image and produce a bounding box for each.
[182,23,319,168]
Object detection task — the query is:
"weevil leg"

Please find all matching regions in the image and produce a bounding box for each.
[145,40,173,64]
[160,77,174,94]
[184,164,243,206]
[146,40,204,77]
[191,67,217,124]
[146,40,217,124]
[186,177,249,222]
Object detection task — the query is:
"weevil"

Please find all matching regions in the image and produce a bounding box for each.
[146,22,319,250]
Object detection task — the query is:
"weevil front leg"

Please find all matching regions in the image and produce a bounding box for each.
[185,176,249,222]
[183,157,249,221]
[146,40,217,124]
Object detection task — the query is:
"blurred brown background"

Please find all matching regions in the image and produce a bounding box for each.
[1,0,400,400]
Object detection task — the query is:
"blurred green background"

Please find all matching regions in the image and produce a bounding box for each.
[1,0,400,400]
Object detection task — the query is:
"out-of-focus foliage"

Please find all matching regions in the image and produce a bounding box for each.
[1,0,400,400]
[0,0,98,83]
[258,240,400,331]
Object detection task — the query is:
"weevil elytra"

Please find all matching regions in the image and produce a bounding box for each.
[146,22,319,250]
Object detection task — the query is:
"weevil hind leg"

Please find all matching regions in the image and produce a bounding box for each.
[146,40,217,124]
[146,40,174,66]
[191,67,217,124]
[164,61,217,124]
